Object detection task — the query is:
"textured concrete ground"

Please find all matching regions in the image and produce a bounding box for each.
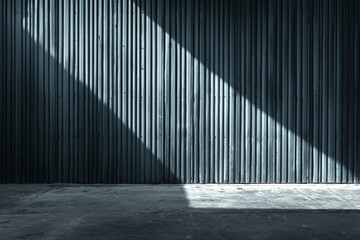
[1,184,360,240]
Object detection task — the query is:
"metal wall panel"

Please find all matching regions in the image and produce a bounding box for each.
[0,0,359,183]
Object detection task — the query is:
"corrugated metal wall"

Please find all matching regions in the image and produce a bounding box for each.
[0,0,359,183]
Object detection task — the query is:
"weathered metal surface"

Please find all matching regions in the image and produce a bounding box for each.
[0,0,359,183]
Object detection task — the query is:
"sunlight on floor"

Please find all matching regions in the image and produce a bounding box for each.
[183,184,360,210]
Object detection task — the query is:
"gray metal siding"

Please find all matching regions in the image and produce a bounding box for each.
[0,0,359,183]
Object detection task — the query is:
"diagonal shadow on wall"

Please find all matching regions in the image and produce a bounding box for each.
[0,0,359,183]
[130,0,360,182]
[1,0,181,184]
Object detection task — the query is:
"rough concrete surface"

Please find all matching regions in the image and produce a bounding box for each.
[1,184,360,240]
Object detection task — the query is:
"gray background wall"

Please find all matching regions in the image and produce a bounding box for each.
[0,0,359,183]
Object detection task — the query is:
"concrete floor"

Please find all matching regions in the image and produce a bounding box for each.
[1,185,360,240]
